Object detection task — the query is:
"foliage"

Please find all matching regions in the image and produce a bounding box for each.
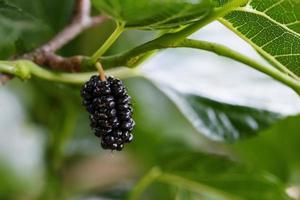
[92,0,212,29]
[0,0,300,200]
[221,0,300,77]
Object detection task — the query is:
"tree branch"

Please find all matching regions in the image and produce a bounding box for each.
[22,0,107,71]
[1,0,251,84]
[0,60,137,84]
[0,0,107,84]
[38,0,107,53]
[25,52,86,72]
[101,38,300,94]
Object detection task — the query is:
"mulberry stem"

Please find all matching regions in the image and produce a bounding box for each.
[96,62,106,81]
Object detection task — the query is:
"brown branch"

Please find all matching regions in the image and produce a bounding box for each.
[1,0,107,84]
[38,0,106,53]
[24,50,85,72]
[21,0,107,72]
[90,15,108,27]
[38,0,107,53]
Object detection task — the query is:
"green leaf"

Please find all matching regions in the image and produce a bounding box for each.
[162,87,282,141]
[0,0,75,57]
[0,0,45,56]
[232,115,300,183]
[9,0,75,32]
[0,162,34,199]
[0,0,37,36]
[92,0,212,29]
[220,0,300,77]
[154,150,290,200]
[123,78,204,165]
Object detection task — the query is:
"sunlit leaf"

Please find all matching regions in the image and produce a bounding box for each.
[220,0,300,77]
[232,115,300,183]
[0,0,47,57]
[9,0,74,31]
[92,0,212,29]
[0,0,75,57]
[152,149,290,200]
[160,86,282,141]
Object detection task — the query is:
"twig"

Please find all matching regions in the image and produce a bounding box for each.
[90,15,108,27]
[22,0,107,71]
[102,38,300,94]
[96,62,106,81]
[1,0,107,84]
[25,51,85,72]
[37,0,107,53]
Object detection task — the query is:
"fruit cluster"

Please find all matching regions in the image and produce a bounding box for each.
[81,75,135,151]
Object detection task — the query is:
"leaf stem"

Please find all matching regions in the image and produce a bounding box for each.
[158,173,242,200]
[3,36,300,94]
[178,39,300,94]
[96,62,106,80]
[99,0,248,68]
[90,23,125,64]
[127,169,243,200]
[38,103,78,200]
[1,0,247,84]
[0,62,30,80]
[127,167,162,200]
[218,18,300,81]
[50,103,78,171]
[102,38,300,94]
[167,0,249,39]
[0,60,138,84]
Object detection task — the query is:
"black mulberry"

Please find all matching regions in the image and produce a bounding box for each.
[81,75,135,151]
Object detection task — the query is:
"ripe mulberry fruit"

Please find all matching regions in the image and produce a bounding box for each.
[81,75,135,151]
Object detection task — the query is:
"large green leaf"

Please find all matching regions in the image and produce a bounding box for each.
[0,0,74,58]
[138,150,290,200]
[219,0,300,77]
[0,163,33,199]
[232,115,300,184]
[9,0,74,32]
[0,0,38,38]
[161,87,282,141]
[92,0,212,29]
[0,0,47,57]
[123,78,205,164]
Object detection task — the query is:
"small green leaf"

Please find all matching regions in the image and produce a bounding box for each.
[162,87,282,141]
[0,0,75,57]
[220,0,300,77]
[9,0,75,32]
[0,0,48,57]
[0,163,34,199]
[156,150,290,200]
[0,1,35,43]
[232,115,300,183]
[92,0,212,29]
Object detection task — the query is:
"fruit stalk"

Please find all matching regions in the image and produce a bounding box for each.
[96,62,106,81]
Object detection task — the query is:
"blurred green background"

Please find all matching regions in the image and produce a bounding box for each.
[1,0,300,200]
